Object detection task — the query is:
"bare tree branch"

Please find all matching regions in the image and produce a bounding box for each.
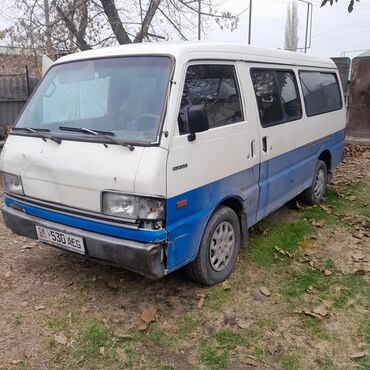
[134,0,161,43]
[55,4,91,50]
[99,0,132,44]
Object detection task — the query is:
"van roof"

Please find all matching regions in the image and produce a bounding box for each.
[56,41,336,69]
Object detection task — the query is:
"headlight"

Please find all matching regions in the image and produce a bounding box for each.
[102,192,165,220]
[1,172,24,195]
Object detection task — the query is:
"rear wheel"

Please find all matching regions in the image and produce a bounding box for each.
[299,160,328,206]
[186,206,241,286]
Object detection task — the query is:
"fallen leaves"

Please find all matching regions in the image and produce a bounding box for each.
[236,318,250,329]
[114,330,133,340]
[295,303,329,320]
[4,271,12,279]
[350,352,367,360]
[274,246,294,259]
[139,305,157,331]
[221,280,232,291]
[259,286,271,297]
[239,354,259,367]
[352,253,365,263]
[196,292,206,309]
[297,240,311,250]
[311,219,324,228]
[54,332,68,345]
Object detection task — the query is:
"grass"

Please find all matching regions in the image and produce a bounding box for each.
[176,312,201,339]
[199,342,229,369]
[325,182,370,218]
[47,312,74,334]
[75,321,109,362]
[247,219,313,267]
[204,284,232,310]
[280,353,301,370]
[299,316,331,340]
[214,328,246,350]
[282,266,330,299]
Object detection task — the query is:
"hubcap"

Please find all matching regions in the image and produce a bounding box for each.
[209,221,235,272]
[314,168,325,199]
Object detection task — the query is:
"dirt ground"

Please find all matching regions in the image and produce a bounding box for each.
[0,145,369,370]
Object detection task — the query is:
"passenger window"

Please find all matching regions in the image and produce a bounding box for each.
[299,71,342,116]
[251,69,301,127]
[276,71,302,121]
[178,64,243,135]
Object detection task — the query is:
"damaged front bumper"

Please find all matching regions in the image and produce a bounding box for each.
[2,205,166,278]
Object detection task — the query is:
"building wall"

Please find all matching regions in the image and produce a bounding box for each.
[0,50,42,78]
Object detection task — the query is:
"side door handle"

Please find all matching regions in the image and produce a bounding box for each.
[251,139,256,158]
[262,136,268,153]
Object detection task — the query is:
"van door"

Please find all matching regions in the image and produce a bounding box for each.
[249,67,307,220]
[165,61,260,271]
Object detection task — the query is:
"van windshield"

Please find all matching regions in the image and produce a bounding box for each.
[16,56,173,144]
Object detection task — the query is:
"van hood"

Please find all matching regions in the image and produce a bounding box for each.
[0,135,166,213]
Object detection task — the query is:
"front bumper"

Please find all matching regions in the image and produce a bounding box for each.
[2,205,166,278]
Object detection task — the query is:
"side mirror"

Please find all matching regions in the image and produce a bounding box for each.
[187,105,209,142]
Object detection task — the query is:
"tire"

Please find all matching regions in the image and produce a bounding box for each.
[186,206,241,286]
[298,160,328,206]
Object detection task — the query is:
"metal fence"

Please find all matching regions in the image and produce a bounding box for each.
[0,71,39,138]
[347,56,370,139]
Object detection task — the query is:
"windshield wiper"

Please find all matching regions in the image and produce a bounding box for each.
[59,126,135,151]
[12,127,62,144]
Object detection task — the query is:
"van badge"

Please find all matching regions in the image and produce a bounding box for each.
[172,164,188,171]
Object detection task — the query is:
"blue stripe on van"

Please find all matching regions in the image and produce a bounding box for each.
[4,197,167,243]
[165,129,345,272]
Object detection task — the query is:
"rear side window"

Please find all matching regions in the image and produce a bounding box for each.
[299,71,342,116]
[251,69,302,127]
[178,64,243,135]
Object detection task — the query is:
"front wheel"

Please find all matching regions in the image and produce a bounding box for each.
[186,206,241,286]
[298,160,328,206]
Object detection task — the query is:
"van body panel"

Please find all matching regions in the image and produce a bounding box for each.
[0,42,347,279]
[166,165,260,270]
[257,128,345,220]
[134,147,167,197]
[0,136,149,212]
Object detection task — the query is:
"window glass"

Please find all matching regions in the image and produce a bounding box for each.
[251,70,283,126]
[251,69,302,127]
[276,71,302,121]
[178,64,243,134]
[299,71,342,116]
[16,57,172,143]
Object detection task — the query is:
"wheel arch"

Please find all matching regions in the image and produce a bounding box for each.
[212,195,248,247]
[318,149,332,173]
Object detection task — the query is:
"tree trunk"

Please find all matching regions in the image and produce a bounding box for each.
[134,0,161,43]
[99,0,132,44]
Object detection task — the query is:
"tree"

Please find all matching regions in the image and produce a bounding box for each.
[284,2,299,52]
[320,0,360,13]
[1,0,240,59]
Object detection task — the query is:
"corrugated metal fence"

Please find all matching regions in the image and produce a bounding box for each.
[0,73,39,136]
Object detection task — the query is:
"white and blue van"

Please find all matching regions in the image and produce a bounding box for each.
[0,42,346,285]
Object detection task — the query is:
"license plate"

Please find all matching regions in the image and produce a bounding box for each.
[35,225,85,255]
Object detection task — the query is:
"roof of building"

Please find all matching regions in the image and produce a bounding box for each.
[55,41,336,69]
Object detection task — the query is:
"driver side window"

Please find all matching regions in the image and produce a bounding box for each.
[178,64,244,135]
